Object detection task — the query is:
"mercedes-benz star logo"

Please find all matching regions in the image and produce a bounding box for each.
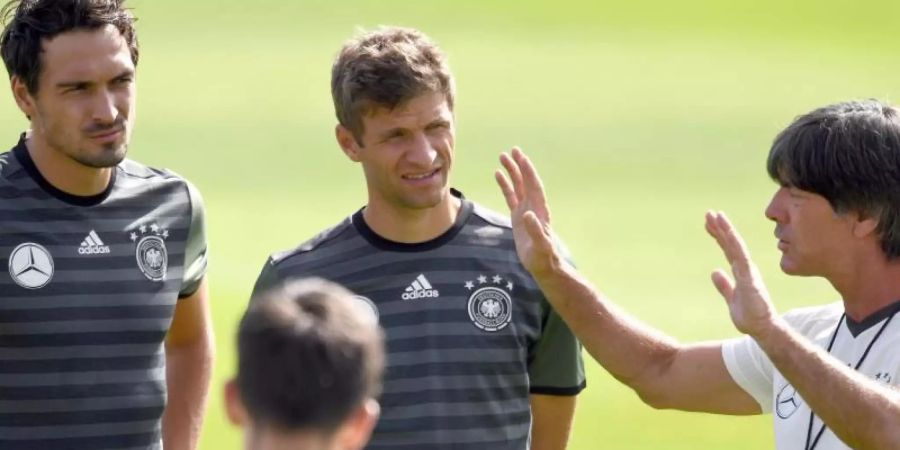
[775,383,801,419]
[8,242,54,289]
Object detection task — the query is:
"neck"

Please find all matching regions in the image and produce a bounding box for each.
[247,426,334,450]
[363,193,461,243]
[828,253,900,322]
[26,132,112,196]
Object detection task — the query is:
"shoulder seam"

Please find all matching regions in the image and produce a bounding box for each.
[270,219,355,266]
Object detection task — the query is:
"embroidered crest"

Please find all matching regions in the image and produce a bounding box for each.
[465,274,513,332]
[129,222,169,282]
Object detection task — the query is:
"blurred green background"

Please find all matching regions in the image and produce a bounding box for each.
[2,0,898,448]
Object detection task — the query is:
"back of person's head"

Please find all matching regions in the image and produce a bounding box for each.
[331,26,455,144]
[226,278,384,450]
[767,99,900,259]
[0,0,139,94]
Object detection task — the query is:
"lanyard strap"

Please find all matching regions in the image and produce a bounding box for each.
[804,312,896,450]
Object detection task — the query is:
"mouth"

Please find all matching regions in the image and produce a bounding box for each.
[777,239,789,251]
[402,168,441,182]
[88,127,124,143]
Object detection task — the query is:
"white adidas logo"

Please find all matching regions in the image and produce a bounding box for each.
[401,274,440,300]
[78,230,111,255]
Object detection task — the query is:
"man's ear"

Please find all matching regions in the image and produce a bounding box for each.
[224,379,248,427]
[11,76,35,121]
[336,124,362,162]
[852,213,879,239]
[336,399,380,450]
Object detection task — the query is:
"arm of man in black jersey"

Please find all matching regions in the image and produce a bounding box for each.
[163,278,215,450]
[531,394,576,450]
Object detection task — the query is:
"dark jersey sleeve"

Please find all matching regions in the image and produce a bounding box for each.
[527,236,586,395]
[179,180,208,298]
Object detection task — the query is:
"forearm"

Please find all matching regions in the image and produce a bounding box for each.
[530,394,576,450]
[163,337,214,450]
[531,264,680,397]
[754,320,900,449]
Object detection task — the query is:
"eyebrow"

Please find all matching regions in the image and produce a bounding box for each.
[428,118,451,128]
[377,127,405,140]
[55,69,135,90]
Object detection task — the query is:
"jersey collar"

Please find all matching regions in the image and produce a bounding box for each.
[12,133,116,207]
[845,299,900,337]
[352,188,472,252]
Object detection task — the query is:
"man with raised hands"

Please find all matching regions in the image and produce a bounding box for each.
[496,100,900,449]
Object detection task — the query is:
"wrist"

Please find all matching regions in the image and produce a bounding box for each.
[749,314,788,348]
[529,253,569,283]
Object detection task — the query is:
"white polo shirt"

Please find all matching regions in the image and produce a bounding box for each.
[722,301,900,450]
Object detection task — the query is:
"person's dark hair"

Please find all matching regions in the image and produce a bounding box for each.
[0,0,139,94]
[331,26,455,145]
[767,99,900,259]
[238,278,384,434]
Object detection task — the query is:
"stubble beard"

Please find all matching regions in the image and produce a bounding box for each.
[73,141,129,168]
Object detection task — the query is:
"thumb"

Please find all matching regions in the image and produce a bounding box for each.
[711,269,735,301]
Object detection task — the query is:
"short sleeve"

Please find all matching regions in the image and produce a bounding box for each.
[179,180,208,298]
[528,236,586,396]
[528,298,586,395]
[721,335,774,412]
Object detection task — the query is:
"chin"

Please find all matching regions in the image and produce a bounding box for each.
[779,259,815,277]
[75,144,128,168]
[400,190,446,210]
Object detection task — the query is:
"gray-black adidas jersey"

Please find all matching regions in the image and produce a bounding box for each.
[0,136,208,450]
[253,193,585,450]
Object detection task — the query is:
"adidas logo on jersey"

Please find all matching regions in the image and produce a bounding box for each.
[401,274,440,300]
[78,230,111,255]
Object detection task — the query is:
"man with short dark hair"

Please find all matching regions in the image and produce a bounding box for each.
[0,1,213,449]
[225,278,383,450]
[496,99,900,449]
[253,27,585,450]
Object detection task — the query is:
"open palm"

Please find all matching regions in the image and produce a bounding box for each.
[705,211,778,336]
[495,148,560,277]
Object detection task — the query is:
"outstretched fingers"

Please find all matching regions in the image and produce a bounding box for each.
[499,151,526,206]
[511,148,549,216]
[705,210,753,273]
[495,169,519,212]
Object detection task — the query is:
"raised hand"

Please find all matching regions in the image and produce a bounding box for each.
[495,148,562,277]
[705,211,779,337]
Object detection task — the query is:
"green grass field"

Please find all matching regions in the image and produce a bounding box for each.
[1,1,898,448]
